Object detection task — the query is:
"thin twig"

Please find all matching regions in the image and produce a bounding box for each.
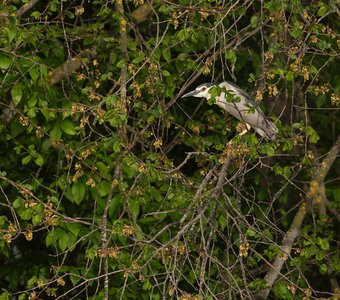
[165,152,209,173]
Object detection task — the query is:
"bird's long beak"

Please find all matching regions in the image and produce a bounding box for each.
[181,90,197,98]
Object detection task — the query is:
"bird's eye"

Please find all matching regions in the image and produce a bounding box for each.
[201,86,207,91]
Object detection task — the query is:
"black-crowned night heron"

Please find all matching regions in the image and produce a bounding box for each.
[181,81,278,140]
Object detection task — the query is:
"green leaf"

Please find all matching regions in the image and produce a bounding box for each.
[246,229,256,237]
[162,48,171,62]
[283,166,292,178]
[0,290,10,300]
[316,39,331,49]
[218,214,228,230]
[0,56,12,70]
[27,276,37,287]
[58,232,69,252]
[248,278,267,290]
[177,28,189,41]
[51,124,62,139]
[11,85,23,106]
[209,86,222,98]
[273,281,290,298]
[31,11,41,19]
[13,199,22,209]
[46,232,54,247]
[97,182,111,197]
[4,26,16,43]
[226,50,237,65]
[285,71,294,81]
[60,120,76,135]
[250,15,258,28]
[142,279,152,290]
[72,181,86,204]
[19,293,26,300]
[28,96,38,108]
[261,144,275,157]
[248,73,256,83]
[66,223,81,237]
[305,126,320,143]
[129,199,140,220]
[86,248,98,260]
[35,155,44,167]
[20,209,32,220]
[319,263,327,274]
[69,267,81,286]
[317,4,329,16]
[113,141,121,152]
[316,251,324,261]
[22,155,32,165]
[317,237,329,250]
[116,59,125,68]
[32,214,43,225]
[149,186,163,202]
[282,140,293,151]
[159,5,172,14]
[28,67,39,83]
[162,70,171,77]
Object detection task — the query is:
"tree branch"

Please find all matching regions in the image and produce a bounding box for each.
[17,0,40,17]
[47,49,97,86]
[101,164,121,300]
[116,0,128,113]
[256,135,340,299]
[0,0,40,18]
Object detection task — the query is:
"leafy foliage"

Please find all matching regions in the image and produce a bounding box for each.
[0,0,339,299]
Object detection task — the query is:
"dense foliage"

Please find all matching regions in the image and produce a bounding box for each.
[0,0,339,299]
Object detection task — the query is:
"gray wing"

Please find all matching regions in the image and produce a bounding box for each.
[217,82,278,140]
[224,81,267,119]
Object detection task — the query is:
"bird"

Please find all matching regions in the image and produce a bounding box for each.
[181,81,278,140]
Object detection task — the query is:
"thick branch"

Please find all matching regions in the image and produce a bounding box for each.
[257,135,340,299]
[17,0,40,17]
[0,0,39,18]
[48,49,97,86]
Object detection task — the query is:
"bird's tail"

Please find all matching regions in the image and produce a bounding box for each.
[254,119,278,141]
